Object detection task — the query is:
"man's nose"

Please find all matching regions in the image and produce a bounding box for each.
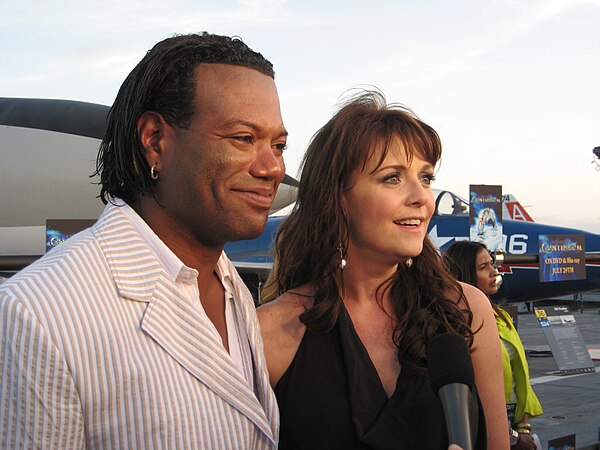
[250,143,285,182]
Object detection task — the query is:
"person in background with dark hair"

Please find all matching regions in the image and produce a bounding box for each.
[443,241,543,450]
[0,32,287,449]
[258,90,508,450]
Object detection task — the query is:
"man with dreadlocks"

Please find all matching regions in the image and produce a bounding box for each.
[0,33,287,449]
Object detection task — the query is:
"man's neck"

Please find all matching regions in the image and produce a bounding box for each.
[131,197,224,281]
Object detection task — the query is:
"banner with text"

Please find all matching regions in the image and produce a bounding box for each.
[469,184,503,252]
[538,234,586,283]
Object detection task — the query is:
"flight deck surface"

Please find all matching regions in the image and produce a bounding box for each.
[514,301,600,449]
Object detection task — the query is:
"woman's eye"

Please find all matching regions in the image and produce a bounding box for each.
[421,174,436,185]
[274,142,288,152]
[384,174,400,184]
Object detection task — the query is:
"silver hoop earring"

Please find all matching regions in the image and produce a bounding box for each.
[405,257,413,268]
[338,244,347,270]
[150,163,159,181]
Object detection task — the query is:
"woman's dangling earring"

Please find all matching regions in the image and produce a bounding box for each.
[338,244,347,270]
[150,162,159,181]
[405,257,413,268]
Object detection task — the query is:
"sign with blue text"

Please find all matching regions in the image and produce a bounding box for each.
[538,234,586,283]
[46,219,96,253]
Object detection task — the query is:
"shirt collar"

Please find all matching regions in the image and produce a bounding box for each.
[114,198,194,282]
[114,198,233,289]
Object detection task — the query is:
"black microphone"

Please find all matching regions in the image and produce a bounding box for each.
[428,332,475,450]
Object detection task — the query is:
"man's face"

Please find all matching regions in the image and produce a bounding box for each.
[157,64,287,247]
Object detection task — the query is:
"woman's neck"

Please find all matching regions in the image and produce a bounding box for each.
[339,261,397,307]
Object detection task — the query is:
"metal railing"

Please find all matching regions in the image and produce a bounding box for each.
[493,251,600,266]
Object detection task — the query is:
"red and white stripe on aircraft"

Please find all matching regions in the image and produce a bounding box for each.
[502,195,535,222]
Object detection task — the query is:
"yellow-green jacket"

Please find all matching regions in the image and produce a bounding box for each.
[496,308,543,424]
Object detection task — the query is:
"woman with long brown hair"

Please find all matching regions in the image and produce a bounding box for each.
[258,90,508,449]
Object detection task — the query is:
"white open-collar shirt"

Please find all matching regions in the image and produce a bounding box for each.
[118,200,253,387]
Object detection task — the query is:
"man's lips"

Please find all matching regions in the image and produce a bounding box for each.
[232,187,275,209]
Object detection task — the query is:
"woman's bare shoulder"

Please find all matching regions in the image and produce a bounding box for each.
[457,284,508,449]
[257,286,314,386]
[258,286,313,327]
[456,282,493,316]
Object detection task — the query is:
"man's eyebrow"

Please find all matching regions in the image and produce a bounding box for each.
[222,119,288,138]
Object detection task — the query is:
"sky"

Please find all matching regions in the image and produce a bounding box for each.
[2,0,599,232]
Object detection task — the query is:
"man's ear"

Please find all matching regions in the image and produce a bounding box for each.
[137,111,166,168]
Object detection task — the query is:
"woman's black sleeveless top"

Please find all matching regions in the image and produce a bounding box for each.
[274,305,487,450]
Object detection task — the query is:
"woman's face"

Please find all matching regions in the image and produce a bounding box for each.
[342,139,435,267]
[475,248,499,295]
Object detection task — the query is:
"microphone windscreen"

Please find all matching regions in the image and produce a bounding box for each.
[428,332,474,393]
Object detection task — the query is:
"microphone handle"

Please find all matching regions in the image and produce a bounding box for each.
[438,383,473,450]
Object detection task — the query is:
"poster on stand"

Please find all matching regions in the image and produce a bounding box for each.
[547,433,575,450]
[469,184,503,252]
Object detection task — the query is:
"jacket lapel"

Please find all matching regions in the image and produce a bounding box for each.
[222,266,280,440]
[93,203,275,443]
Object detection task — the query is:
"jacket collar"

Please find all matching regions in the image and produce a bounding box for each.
[92,202,277,443]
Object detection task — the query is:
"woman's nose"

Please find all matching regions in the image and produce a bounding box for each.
[495,273,503,288]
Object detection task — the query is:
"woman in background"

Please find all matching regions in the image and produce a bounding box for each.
[444,240,543,450]
[258,90,508,449]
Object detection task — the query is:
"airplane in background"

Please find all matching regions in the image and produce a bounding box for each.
[0,97,298,260]
[225,189,600,304]
[427,190,600,302]
[2,97,599,305]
